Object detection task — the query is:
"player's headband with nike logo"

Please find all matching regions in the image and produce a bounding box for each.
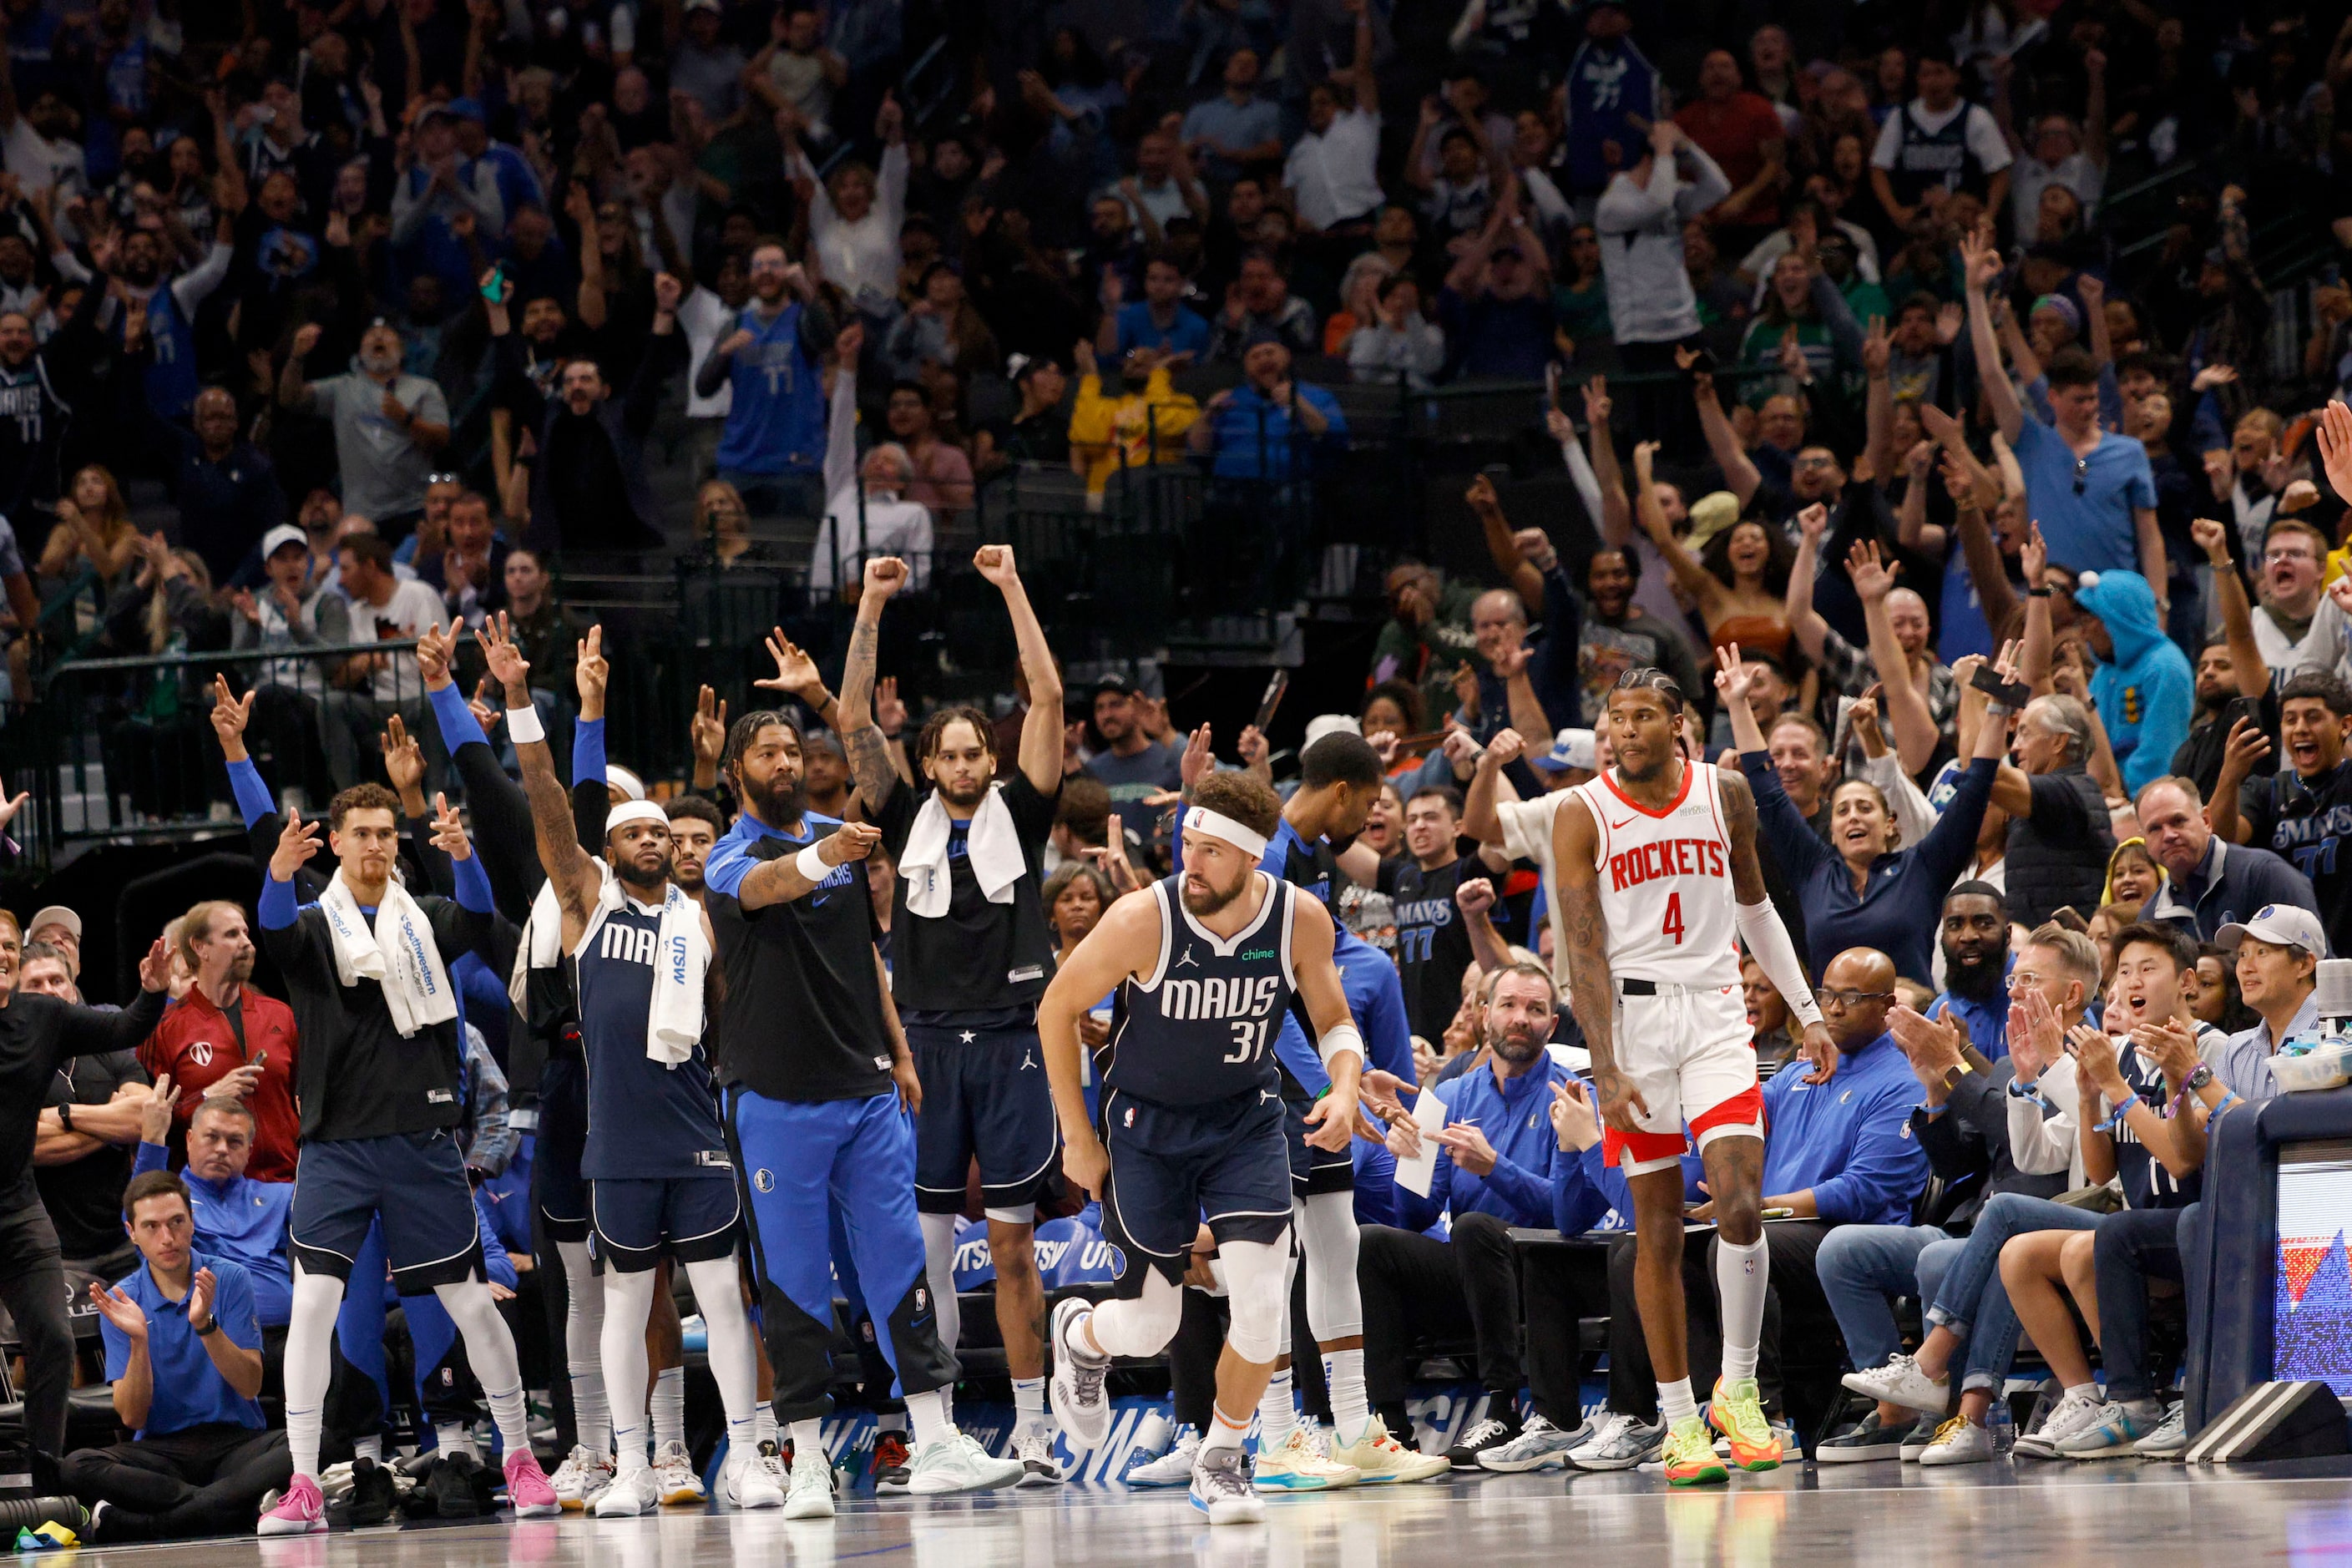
[1184,807,1268,862]
[606,802,669,835]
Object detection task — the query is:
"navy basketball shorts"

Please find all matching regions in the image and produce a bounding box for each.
[907,1022,1059,1221]
[290,1130,483,1293]
[1279,1061,1353,1197]
[534,1054,589,1242]
[590,1173,743,1273]
[1098,1087,1292,1298]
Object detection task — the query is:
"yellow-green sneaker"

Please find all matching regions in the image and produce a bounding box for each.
[1662,1417,1728,1486]
[1708,1377,1783,1472]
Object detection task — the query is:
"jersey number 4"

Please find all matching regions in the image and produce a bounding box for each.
[1661,893,1686,945]
[1224,1019,1270,1064]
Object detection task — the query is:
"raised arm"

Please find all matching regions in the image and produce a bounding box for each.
[2193,515,2269,699]
[478,614,599,944]
[1634,438,1726,610]
[834,556,908,812]
[1575,377,1631,545]
[1960,225,2023,444]
[1850,539,1941,775]
[974,544,1065,792]
[1785,502,1832,664]
[1468,473,1545,611]
[1681,347,1762,508]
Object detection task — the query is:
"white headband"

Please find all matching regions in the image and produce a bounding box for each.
[606,802,669,836]
[607,765,645,802]
[1184,806,1268,862]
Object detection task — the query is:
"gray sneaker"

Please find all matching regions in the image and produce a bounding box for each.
[2013,1388,2108,1459]
[1568,1412,1664,1471]
[1477,1414,1591,1473]
[2135,1402,2188,1459]
[1188,1447,1265,1525]
[1050,1298,1111,1451]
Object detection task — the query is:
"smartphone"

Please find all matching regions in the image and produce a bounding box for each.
[480,265,505,304]
[1252,670,1289,734]
[1968,661,2031,710]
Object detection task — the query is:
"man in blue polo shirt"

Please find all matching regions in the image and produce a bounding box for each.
[132,1095,291,1332]
[1703,948,1930,1420]
[64,1169,289,1542]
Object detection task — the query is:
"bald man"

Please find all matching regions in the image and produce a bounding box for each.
[1690,948,1930,1423]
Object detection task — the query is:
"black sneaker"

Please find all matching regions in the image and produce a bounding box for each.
[347,1457,398,1526]
[1815,1410,1908,1464]
[85,1501,148,1544]
[427,1452,484,1519]
[872,1429,913,1492]
[1444,1416,1521,1472]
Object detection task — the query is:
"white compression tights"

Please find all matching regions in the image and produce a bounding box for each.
[555,1240,609,1453]
[1292,1191,1363,1341]
[603,1259,764,1469]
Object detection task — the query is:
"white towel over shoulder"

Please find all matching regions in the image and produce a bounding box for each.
[574,865,711,1065]
[318,871,459,1038]
[899,784,1026,920]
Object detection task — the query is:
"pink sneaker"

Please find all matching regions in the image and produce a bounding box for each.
[257,1475,327,1535]
[504,1449,562,1519]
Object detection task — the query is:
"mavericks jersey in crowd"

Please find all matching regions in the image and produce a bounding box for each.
[1105,873,1300,1107]
[571,895,729,1180]
[1378,852,1479,1040]
[715,300,826,474]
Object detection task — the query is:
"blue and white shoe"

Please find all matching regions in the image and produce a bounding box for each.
[2056,1399,2164,1459]
[1477,1415,1591,1473]
[1124,1427,1201,1488]
[1252,1427,1359,1490]
[1189,1447,1266,1525]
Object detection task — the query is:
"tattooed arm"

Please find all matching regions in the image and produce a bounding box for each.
[1555,793,1645,1133]
[836,555,908,812]
[481,617,599,949]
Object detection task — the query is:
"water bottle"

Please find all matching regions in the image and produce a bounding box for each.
[1986,1397,2016,1456]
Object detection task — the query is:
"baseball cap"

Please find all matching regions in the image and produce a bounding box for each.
[1684,490,1742,549]
[446,97,486,123]
[27,905,79,939]
[1303,714,1358,749]
[2218,903,2329,959]
[261,523,308,559]
[1090,673,1139,700]
[1529,727,1598,773]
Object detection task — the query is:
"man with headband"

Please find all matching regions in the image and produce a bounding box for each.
[1042,770,1365,1522]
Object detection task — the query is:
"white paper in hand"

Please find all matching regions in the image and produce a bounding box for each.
[1394,1090,1449,1197]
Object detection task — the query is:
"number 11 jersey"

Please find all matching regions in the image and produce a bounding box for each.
[1104,873,1300,1107]
[1570,760,1743,989]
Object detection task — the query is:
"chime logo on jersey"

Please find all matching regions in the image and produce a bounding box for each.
[1606,836,1727,891]
[1157,974,1282,1022]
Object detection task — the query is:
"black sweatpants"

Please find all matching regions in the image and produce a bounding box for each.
[0,1179,73,1460]
[1361,1212,1566,1424]
[61,1424,291,1540]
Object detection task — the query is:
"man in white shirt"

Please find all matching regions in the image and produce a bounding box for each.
[1595,119,1730,357]
[811,444,933,595]
[321,532,450,789]
[1869,43,2011,234]
[1996,48,2107,237]
[1115,129,1206,240]
[1282,0,1381,235]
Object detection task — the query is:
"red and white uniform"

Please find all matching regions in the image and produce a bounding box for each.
[1570,761,1763,1174]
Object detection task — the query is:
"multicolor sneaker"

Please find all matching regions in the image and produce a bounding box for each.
[1124,1427,1201,1488]
[257,1475,328,1535]
[872,1430,913,1492]
[1188,1447,1265,1525]
[1476,1414,1591,1473]
[1662,1419,1728,1487]
[1443,1416,1520,1472]
[549,1445,613,1510]
[1326,1418,1449,1484]
[1916,1415,1995,1467]
[651,1440,706,1504]
[1050,1299,1112,1451]
[1707,1378,1783,1472]
[1252,1427,1360,1490]
[1568,1412,1664,1471]
[2056,1399,2164,1460]
[503,1449,562,1519]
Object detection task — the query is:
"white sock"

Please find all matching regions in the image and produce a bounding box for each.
[1716,1235,1768,1383]
[1013,1375,1047,1434]
[1323,1348,1370,1445]
[484,1383,530,1459]
[1659,1377,1699,1429]
[755,1404,778,1449]
[2067,1381,2104,1403]
[353,1434,382,1464]
[652,1366,686,1452]
[907,1388,954,1449]
[790,1418,823,1454]
[1203,1404,1250,1456]
[1258,1368,1297,1447]
[435,1419,473,1458]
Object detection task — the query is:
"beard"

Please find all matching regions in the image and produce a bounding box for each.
[671,862,705,893]
[359,347,401,377]
[227,953,255,985]
[1488,1021,1548,1067]
[619,852,675,891]
[743,770,807,826]
[1181,871,1249,917]
[936,775,987,809]
[1941,938,2009,1000]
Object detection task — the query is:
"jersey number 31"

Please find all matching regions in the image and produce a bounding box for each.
[1225,1019,1270,1064]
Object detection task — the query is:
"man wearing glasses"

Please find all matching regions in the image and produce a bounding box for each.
[1962,226,2161,595]
[1682,946,1931,1432]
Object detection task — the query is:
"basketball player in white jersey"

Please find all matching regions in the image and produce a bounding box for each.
[1555,668,1831,1485]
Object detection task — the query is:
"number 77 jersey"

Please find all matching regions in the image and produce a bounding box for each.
[1570,761,1743,989]
[1104,873,1302,1107]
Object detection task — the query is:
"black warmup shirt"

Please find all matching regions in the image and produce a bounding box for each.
[1378,852,1479,1040]
[0,989,166,1196]
[873,772,1060,1021]
[38,1048,149,1259]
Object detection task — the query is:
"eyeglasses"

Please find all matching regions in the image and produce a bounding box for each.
[1818,989,1893,1009]
[2071,455,2090,496]
[2266,547,2317,564]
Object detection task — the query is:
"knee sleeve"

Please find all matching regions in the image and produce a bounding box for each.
[1085,1270,1185,1359]
[1294,1191,1363,1342]
[1220,1237,1292,1364]
[918,1211,963,1354]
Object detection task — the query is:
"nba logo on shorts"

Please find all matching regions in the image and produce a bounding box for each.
[914,1287,928,1313]
[1124,1106,1136,1127]
[754,1168,775,1193]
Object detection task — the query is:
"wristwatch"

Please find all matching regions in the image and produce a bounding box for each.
[2183,1063,2215,1093]
[194,1316,222,1337]
[56,1102,73,1132]
[1942,1061,1973,1089]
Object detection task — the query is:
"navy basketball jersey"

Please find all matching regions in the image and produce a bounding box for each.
[1104,873,1299,1107]
[572,898,730,1181]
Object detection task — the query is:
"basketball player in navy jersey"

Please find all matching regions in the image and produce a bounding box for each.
[1041,771,1365,1524]
[481,621,784,1517]
[837,549,1069,1479]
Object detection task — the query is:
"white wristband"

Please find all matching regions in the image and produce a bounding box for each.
[1318,1021,1364,1070]
[505,705,544,746]
[795,841,832,882]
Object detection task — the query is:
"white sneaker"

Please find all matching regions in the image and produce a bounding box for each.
[1477,1414,1591,1473]
[1125,1427,1201,1487]
[594,1465,663,1518]
[1325,1417,1449,1483]
[551,1445,614,1510]
[1050,1298,1112,1451]
[1188,1447,1265,1525]
[1839,1353,1952,1414]
[782,1444,836,1520]
[1568,1412,1664,1471]
[1252,1426,1360,1490]
[1014,1429,1065,1487]
[756,1439,789,1490]
[721,1450,785,1510]
[652,1439,706,1505]
[2013,1388,2107,1459]
[908,1432,1026,1495]
[1916,1416,1995,1467]
[2135,1402,2188,1459]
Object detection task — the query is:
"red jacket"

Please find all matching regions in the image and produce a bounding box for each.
[138,986,301,1181]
